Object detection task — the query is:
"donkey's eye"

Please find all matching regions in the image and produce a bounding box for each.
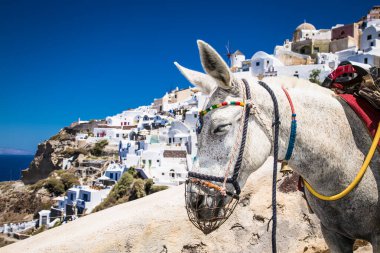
[213,124,232,135]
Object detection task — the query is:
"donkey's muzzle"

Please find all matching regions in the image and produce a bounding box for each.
[185,178,239,234]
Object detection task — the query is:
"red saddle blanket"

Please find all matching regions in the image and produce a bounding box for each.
[338,94,380,147]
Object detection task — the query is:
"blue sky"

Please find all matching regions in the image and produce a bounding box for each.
[0,0,377,153]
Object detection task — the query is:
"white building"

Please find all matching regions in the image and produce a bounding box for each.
[251,51,284,76]
[167,121,192,147]
[340,24,380,66]
[106,106,157,127]
[316,53,339,69]
[183,107,198,132]
[141,149,188,186]
[276,64,332,82]
[75,133,88,141]
[67,187,80,206]
[75,186,111,214]
[103,163,128,182]
[38,210,51,227]
[361,24,380,51]
[93,127,130,140]
[230,50,246,68]
[292,22,331,42]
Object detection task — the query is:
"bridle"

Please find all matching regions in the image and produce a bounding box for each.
[185,78,282,253]
[188,78,252,197]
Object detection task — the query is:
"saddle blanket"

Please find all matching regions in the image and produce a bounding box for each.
[338,93,380,147]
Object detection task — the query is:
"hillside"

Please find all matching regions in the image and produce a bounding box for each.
[0,158,372,253]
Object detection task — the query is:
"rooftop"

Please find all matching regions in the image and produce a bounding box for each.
[295,22,316,31]
[163,150,187,158]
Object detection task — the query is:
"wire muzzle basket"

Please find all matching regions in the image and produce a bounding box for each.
[185,178,239,234]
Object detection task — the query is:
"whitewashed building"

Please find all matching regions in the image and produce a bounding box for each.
[93,127,130,140]
[251,51,284,76]
[75,186,111,214]
[230,50,246,68]
[361,24,380,51]
[103,163,128,182]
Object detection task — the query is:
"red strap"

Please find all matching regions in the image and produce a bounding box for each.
[331,83,344,89]
[281,86,295,115]
[329,65,356,80]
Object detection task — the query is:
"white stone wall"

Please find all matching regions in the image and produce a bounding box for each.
[347,53,378,66]
[361,25,380,51]
[275,64,331,82]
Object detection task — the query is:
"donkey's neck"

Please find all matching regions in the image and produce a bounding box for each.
[250,77,375,191]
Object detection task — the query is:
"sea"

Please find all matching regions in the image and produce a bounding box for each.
[0,155,34,182]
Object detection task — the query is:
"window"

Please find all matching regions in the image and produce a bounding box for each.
[371,42,374,46]
[157,160,160,163]
[364,58,368,64]
[194,114,197,118]
[83,193,89,202]
[70,194,74,201]
[368,34,372,40]
[148,160,152,167]
[162,173,165,175]
[115,173,118,181]
[116,134,119,138]
[110,172,113,179]
[266,60,269,64]
[313,47,320,52]
[255,62,260,66]
[142,160,146,164]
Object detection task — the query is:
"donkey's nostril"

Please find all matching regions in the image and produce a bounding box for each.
[193,194,204,210]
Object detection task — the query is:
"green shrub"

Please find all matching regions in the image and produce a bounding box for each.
[93,173,167,212]
[90,140,108,156]
[62,147,88,157]
[44,178,65,195]
[127,167,138,178]
[60,173,79,191]
[149,185,169,194]
[32,225,47,235]
[29,179,46,192]
[144,179,154,194]
[112,173,134,198]
[93,172,134,212]
[131,179,146,200]
[309,69,321,85]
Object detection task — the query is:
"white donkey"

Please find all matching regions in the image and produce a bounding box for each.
[176,40,380,253]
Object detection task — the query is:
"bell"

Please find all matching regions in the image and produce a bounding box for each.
[280,161,293,176]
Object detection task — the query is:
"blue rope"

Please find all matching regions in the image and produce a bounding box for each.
[284,116,297,161]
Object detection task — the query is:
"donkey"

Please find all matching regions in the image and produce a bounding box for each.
[175,40,380,253]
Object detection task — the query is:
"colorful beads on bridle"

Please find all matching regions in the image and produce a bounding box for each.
[199,101,245,117]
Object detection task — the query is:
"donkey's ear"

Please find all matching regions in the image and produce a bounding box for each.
[197,40,232,90]
[174,62,217,95]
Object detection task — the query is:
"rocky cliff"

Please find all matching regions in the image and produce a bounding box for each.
[21,139,71,184]
[21,120,108,184]
[1,158,372,253]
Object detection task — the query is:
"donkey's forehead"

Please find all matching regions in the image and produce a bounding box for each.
[208,84,243,106]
